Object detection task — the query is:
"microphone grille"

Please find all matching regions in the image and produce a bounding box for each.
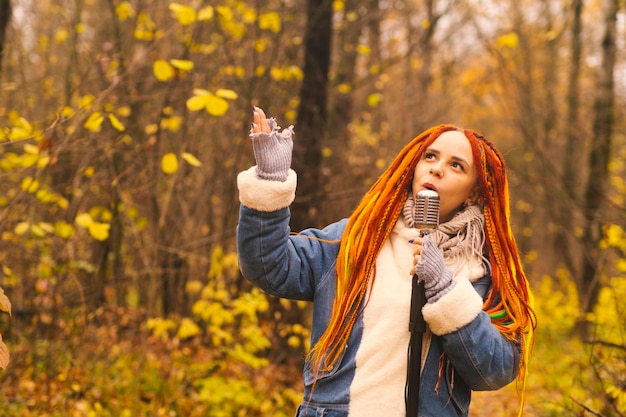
[414,189,440,230]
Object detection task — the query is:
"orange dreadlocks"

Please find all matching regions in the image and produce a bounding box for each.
[308,125,537,414]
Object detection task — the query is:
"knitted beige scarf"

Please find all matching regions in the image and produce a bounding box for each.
[402,194,488,270]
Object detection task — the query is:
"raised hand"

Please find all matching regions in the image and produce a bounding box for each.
[249,107,294,182]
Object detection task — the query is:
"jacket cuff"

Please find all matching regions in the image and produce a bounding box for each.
[422,279,483,335]
[237,166,297,212]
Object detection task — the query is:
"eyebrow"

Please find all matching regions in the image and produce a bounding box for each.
[425,147,472,168]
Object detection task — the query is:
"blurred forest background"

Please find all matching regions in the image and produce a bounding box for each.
[0,0,624,416]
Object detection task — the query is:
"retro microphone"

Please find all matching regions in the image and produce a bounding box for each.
[414,189,440,235]
[406,189,440,416]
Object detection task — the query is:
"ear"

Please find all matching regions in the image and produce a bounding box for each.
[466,184,482,206]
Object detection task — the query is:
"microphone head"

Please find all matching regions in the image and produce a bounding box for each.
[414,189,440,232]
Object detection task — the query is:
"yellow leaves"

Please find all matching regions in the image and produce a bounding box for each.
[181,152,202,167]
[186,88,238,117]
[497,32,519,49]
[169,3,197,26]
[161,152,202,175]
[198,6,214,21]
[84,111,105,133]
[108,113,125,132]
[134,12,158,41]
[115,1,135,21]
[169,4,214,25]
[258,12,281,33]
[177,318,200,339]
[367,93,383,107]
[153,60,174,82]
[606,385,626,412]
[75,212,110,241]
[601,223,625,250]
[146,318,176,341]
[153,59,194,82]
[268,65,304,82]
[357,44,371,56]
[161,153,179,174]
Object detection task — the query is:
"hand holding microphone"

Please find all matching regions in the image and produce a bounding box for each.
[411,190,455,304]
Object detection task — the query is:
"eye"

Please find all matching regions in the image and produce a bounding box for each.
[423,152,436,160]
[451,161,465,171]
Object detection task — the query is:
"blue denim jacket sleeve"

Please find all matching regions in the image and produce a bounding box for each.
[236,204,346,302]
[441,274,521,391]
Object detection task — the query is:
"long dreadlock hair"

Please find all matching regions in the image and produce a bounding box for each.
[307,124,537,411]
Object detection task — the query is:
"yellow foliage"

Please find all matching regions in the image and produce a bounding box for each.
[258,12,281,33]
[20,177,39,193]
[84,111,104,132]
[115,1,135,21]
[170,59,194,71]
[357,44,371,56]
[153,59,174,82]
[87,222,110,241]
[177,318,201,339]
[108,113,125,132]
[161,153,179,174]
[215,88,238,100]
[134,12,157,41]
[146,317,176,341]
[181,152,202,167]
[497,32,519,49]
[169,3,197,26]
[198,6,214,21]
[367,93,383,108]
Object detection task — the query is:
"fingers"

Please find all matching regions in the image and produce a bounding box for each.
[252,107,271,134]
[410,237,423,275]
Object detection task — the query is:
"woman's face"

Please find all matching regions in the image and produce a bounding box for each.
[412,131,480,223]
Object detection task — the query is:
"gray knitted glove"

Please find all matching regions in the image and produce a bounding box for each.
[415,236,455,303]
[250,117,294,182]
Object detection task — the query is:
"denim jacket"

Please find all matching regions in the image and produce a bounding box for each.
[236,167,520,417]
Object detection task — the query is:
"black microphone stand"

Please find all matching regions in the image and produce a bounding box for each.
[406,274,426,417]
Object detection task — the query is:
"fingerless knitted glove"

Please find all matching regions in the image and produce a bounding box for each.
[250,118,294,182]
[415,236,456,303]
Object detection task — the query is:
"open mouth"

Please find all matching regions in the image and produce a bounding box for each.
[422,183,438,192]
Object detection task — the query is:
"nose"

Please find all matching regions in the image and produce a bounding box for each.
[429,162,443,178]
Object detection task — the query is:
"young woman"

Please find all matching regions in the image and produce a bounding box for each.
[236,107,536,417]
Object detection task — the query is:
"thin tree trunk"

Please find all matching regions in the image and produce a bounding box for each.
[292,0,333,231]
[0,0,10,74]
[560,0,584,274]
[576,0,617,337]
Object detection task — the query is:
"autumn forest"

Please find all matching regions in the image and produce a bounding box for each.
[0,0,625,416]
